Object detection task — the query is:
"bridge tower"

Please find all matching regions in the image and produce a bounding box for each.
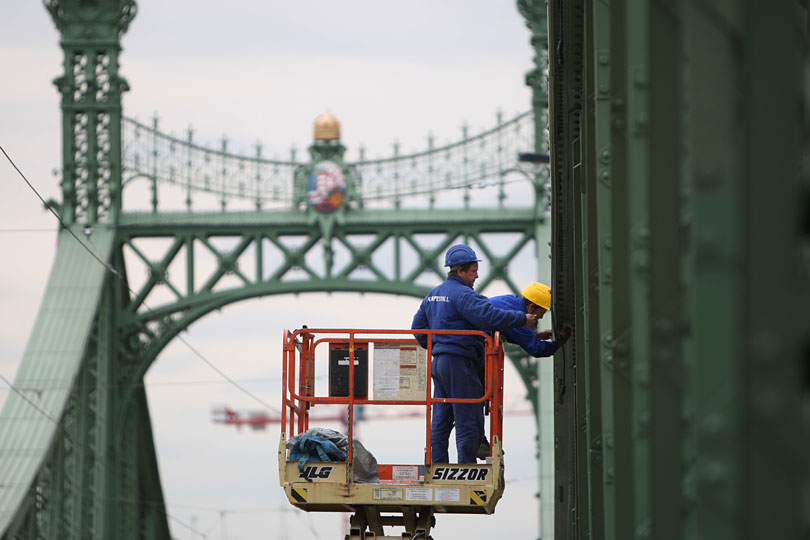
[0,2,554,539]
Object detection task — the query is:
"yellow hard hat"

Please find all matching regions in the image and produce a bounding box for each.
[522,282,551,310]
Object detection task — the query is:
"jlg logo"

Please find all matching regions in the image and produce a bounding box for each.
[298,465,334,480]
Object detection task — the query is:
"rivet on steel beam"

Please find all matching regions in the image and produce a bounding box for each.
[701,413,725,436]
[754,389,782,418]
[700,462,728,485]
[639,412,651,434]
[638,369,651,387]
[633,68,649,87]
[636,521,652,540]
[695,166,721,189]
[752,331,779,360]
[654,347,674,364]
[634,227,650,247]
[654,318,673,333]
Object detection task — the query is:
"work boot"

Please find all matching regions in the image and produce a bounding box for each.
[477,436,490,460]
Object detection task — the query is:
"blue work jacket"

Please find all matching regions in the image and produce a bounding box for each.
[489,294,558,357]
[411,276,527,358]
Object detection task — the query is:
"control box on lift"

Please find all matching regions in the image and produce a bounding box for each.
[328,342,368,397]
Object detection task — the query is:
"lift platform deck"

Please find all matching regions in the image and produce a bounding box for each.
[278,328,508,539]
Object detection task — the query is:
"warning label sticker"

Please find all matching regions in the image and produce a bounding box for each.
[405,488,433,501]
[373,487,403,501]
[373,344,427,401]
[392,466,419,482]
[434,488,460,502]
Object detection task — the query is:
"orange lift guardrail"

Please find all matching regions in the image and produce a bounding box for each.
[278,328,507,540]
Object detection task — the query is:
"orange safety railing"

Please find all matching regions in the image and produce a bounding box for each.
[281,328,505,468]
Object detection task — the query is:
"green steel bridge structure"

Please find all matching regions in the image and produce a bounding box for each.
[0,1,555,539]
[1,1,809,540]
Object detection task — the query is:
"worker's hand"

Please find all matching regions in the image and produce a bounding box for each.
[536,329,553,340]
[524,313,539,329]
[557,326,572,345]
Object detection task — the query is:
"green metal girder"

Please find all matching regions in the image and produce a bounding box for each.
[1,273,173,540]
[549,1,810,540]
[112,210,544,395]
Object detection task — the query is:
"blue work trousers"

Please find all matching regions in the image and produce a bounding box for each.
[430,353,484,464]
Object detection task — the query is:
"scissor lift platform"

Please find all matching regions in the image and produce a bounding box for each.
[278,328,508,539]
[279,439,505,512]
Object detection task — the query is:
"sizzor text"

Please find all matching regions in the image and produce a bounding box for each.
[431,467,489,481]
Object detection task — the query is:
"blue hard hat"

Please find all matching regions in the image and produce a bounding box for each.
[444,244,482,267]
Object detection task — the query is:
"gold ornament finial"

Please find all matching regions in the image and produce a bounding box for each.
[314,112,340,141]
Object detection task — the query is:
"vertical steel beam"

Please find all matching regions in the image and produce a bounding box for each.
[684,1,809,539]
[624,1,653,539]
[684,4,747,539]
[583,0,613,537]
[737,4,808,536]
[547,0,587,537]
[604,3,636,539]
[93,275,119,539]
[647,2,684,539]
[45,0,136,226]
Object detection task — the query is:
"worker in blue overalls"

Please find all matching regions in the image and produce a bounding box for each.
[411,244,539,464]
[489,282,571,357]
[476,282,571,459]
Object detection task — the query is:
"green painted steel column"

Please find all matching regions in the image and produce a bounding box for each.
[623,1,653,538]
[94,275,119,539]
[549,0,810,539]
[546,0,575,536]
[583,0,613,537]
[45,0,136,226]
[517,1,554,537]
[684,4,747,539]
[684,2,810,539]
[647,1,684,539]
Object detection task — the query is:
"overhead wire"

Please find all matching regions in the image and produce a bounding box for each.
[0,376,207,539]
[0,228,57,233]
[1,144,289,535]
[0,143,280,415]
[0,371,59,425]
[0,374,322,396]
[0,376,284,392]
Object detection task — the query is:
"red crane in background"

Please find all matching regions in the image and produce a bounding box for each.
[212,405,531,431]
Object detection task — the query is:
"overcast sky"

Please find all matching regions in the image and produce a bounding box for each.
[0,2,547,538]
